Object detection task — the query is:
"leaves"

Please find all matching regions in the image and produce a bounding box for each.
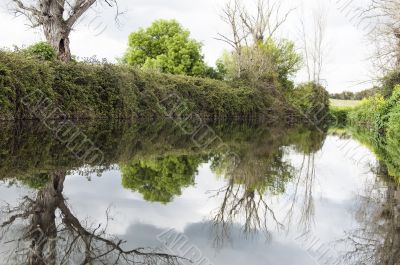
[123,19,209,77]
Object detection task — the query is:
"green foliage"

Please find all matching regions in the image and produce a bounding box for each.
[289,82,330,122]
[121,155,202,203]
[19,173,51,189]
[217,39,301,89]
[0,50,274,120]
[0,64,13,119]
[374,86,400,138]
[0,49,329,123]
[346,86,400,181]
[329,106,353,128]
[348,95,385,132]
[0,50,55,120]
[263,39,302,89]
[123,19,208,76]
[24,42,57,61]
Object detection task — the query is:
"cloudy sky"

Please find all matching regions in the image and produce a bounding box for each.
[0,0,376,93]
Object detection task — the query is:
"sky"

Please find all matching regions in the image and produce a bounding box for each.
[0,0,376,93]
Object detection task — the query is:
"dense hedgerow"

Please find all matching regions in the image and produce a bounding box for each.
[0,50,276,121]
[346,86,400,181]
[0,50,331,122]
[329,106,353,127]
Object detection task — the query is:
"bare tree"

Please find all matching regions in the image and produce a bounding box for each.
[217,0,293,79]
[9,0,121,61]
[298,4,328,84]
[359,0,400,72]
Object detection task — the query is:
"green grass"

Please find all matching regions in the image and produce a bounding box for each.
[330,99,361,107]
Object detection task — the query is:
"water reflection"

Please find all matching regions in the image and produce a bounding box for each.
[343,164,400,265]
[0,120,398,265]
[121,155,204,204]
[0,170,180,265]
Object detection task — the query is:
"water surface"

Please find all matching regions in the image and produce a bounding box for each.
[0,121,398,265]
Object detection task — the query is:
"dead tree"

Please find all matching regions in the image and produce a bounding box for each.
[9,0,121,61]
[360,0,400,71]
[217,0,293,79]
[298,4,328,84]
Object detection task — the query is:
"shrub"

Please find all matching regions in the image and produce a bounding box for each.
[24,42,57,61]
[348,95,385,132]
[329,106,352,127]
[289,82,330,123]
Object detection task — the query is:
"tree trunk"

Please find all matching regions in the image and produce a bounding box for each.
[44,25,72,62]
[40,0,72,62]
[28,171,66,265]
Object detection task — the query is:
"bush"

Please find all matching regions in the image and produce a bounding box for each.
[347,86,400,181]
[329,106,352,127]
[348,95,385,132]
[289,82,330,123]
[24,42,57,61]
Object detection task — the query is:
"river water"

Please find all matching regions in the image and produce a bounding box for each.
[0,121,398,265]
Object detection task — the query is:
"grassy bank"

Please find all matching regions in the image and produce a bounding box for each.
[330,86,400,181]
[0,50,329,123]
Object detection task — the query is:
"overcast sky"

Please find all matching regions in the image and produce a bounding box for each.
[0,0,376,93]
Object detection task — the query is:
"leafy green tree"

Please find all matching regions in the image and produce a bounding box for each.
[121,155,203,203]
[263,39,302,89]
[123,19,208,76]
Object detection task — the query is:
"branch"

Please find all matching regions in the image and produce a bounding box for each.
[66,0,97,28]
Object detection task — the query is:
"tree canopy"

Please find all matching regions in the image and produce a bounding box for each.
[123,19,209,76]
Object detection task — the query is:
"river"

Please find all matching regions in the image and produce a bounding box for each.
[0,121,398,265]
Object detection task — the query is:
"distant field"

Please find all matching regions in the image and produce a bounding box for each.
[330,99,361,107]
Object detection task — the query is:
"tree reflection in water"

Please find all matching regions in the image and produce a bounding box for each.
[208,127,326,246]
[0,171,181,265]
[343,164,400,265]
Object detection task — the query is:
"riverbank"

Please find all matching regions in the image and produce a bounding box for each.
[329,87,400,181]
